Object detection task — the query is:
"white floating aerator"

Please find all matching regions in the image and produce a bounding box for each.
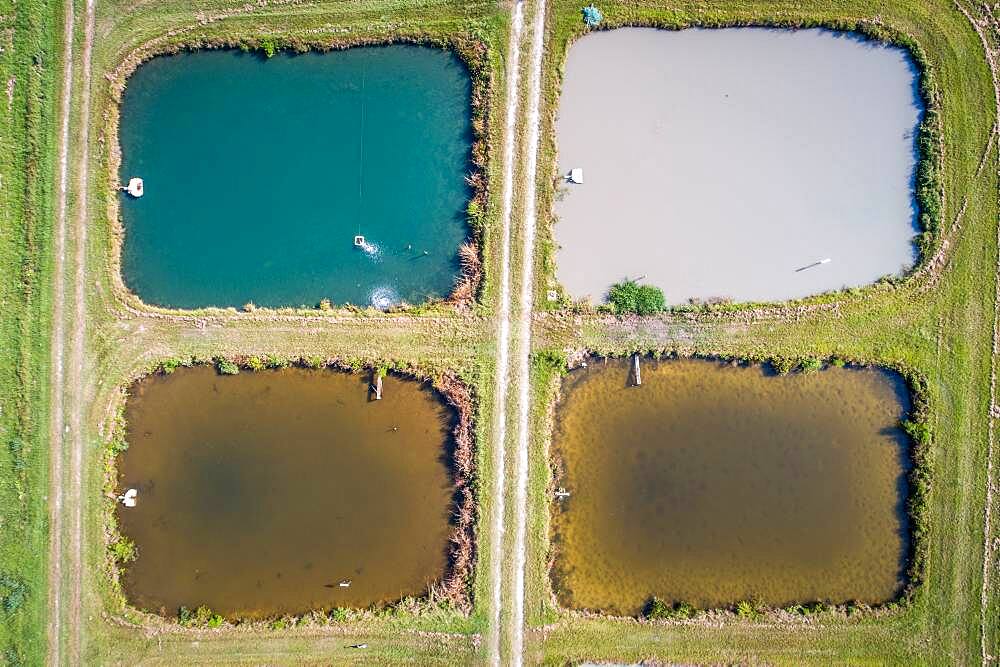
[119,488,138,508]
[125,177,144,197]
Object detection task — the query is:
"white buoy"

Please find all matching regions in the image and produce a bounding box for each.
[567,168,584,184]
[119,488,138,507]
[125,177,144,198]
[354,235,366,247]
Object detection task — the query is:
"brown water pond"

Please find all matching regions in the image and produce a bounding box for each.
[115,366,455,619]
[551,358,912,615]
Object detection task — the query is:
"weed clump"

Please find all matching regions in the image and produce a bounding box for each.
[179,605,224,628]
[214,358,239,375]
[159,357,191,374]
[260,38,278,58]
[110,537,137,564]
[534,349,569,376]
[264,355,288,369]
[735,599,764,619]
[7,438,26,473]
[0,573,28,616]
[644,596,695,620]
[608,280,665,315]
[799,357,824,374]
[245,356,266,372]
[300,355,325,370]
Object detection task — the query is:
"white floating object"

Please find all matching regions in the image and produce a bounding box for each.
[819,258,832,264]
[354,235,366,247]
[567,168,584,184]
[126,177,144,198]
[120,488,138,508]
[338,579,352,587]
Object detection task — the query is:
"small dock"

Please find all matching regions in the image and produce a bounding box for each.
[632,354,642,387]
[370,372,382,400]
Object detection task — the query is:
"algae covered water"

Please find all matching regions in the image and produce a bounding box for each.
[118,46,472,308]
[116,366,455,618]
[551,358,911,614]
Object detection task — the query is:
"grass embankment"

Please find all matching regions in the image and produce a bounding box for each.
[0,0,59,663]
[526,0,999,664]
[67,0,511,664]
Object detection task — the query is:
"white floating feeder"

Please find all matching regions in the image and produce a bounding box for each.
[119,488,138,508]
[567,168,584,184]
[354,235,366,247]
[125,177,144,198]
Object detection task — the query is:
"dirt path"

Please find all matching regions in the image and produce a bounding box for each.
[486,1,525,664]
[47,0,96,662]
[510,0,547,663]
[45,0,75,660]
[67,0,96,660]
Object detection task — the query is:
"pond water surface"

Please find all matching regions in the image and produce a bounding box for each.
[116,366,454,618]
[554,28,922,304]
[119,46,472,309]
[551,358,911,614]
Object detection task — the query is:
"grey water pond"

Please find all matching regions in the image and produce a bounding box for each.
[551,358,912,615]
[554,28,923,304]
[118,46,472,309]
[115,366,455,618]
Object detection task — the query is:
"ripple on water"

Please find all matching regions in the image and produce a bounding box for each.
[369,285,400,309]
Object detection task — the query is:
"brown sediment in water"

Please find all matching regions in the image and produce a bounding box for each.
[550,357,912,616]
[115,365,465,619]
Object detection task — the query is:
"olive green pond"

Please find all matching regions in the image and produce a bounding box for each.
[115,366,455,618]
[551,358,912,615]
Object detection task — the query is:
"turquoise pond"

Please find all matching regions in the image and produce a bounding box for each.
[118,46,473,309]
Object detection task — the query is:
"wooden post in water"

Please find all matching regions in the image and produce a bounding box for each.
[633,354,642,387]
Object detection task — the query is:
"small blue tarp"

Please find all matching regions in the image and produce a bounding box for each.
[582,4,603,27]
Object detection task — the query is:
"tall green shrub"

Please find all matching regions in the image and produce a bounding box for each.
[608,280,666,315]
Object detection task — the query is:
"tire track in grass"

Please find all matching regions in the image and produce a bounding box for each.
[487,1,525,664]
[66,0,96,660]
[511,0,546,663]
[954,2,1000,663]
[46,0,75,660]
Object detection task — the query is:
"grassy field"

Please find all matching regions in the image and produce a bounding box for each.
[1,0,997,664]
[0,0,59,663]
